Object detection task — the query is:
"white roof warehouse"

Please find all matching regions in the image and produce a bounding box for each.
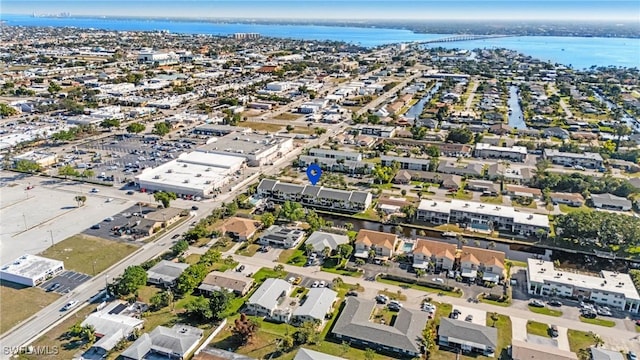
[0,254,64,287]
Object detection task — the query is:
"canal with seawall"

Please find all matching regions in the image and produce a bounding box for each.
[404,82,442,120]
[507,85,528,129]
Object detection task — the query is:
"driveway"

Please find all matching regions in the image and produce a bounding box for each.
[511,316,528,341]
[556,326,570,351]
[454,305,486,325]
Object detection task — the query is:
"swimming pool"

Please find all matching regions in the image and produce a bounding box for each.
[402,241,414,253]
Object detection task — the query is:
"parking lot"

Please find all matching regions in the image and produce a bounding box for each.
[450,305,486,325]
[83,204,168,241]
[40,271,92,294]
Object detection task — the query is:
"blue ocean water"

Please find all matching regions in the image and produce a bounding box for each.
[2,14,639,69]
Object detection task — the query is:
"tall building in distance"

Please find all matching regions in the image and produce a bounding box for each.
[233,32,261,40]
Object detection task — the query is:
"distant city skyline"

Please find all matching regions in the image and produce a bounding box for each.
[2,0,639,21]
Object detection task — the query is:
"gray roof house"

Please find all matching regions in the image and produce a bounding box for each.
[294,348,346,360]
[146,260,190,287]
[246,278,292,318]
[590,347,625,360]
[258,226,306,249]
[591,193,632,211]
[292,287,338,326]
[120,324,203,360]
[81,302,144,355]
[331,297,427,357]
[304,231,349,253]
[438,318,497,356]
[543,127,570,139]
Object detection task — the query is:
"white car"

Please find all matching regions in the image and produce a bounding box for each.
[432,278,445,283]
[389,300,403,307]
[319,280,326,287]
[90,188,99,193]
[62,300,79,311]
[288,277,296,284]
[311,281,319,288]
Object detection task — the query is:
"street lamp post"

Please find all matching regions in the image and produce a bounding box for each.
[48,230,54,247]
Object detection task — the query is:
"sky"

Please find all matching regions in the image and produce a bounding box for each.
[2,0,639,21]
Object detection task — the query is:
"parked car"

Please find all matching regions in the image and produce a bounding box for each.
[465,315,474,322]
[126,190,135,195]
[311,281,319,288]
[548,300,562,307]
[549,325,559,337]
[91,224,101,230]
[319,280,326,288]
[450,309,461,319]
[529,299,545,307]
[432,277,445,283]
[293,277,302,285]
[582,311,597,319]
[389,300,403,308]
[236,265,245,272]
[172,233,181,239]
[191,206,199,210]
[47,283,61,292]
[629,351,637,360]
[346,290,358,297]
[375,295,389,304]
[104,217,114,222]
[90,188,99,193]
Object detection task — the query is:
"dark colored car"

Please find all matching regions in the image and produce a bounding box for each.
[191,206,199,210]
[549,325,559,337]
[47,283,61,292]
[172,233,181,239]
[346,290,358,297]
[548,300,562,307]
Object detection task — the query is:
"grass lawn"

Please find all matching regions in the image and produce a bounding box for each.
[23,304,98,360]
[559,204,592,214]
[236,243,260,257]
[184,254,201,264]
[579,316,616,327]
[210,239,235,252]
[567,329,599,352]
[352,208,381,221]
[432,302,453,326]
[377,289,407,301]
[273,112,301,121]
[241,121,283,133]
[480,195,503,205]
[376,277,463,298]
[479,296,511,307]
[491,314,512,357]
[0,281,61,334]
[322,257,362,278]
[371,307,397,326]
[511,199,538,209]
[39,234,138,275]
[284,249,307,267]
[528,305,563,317]
[506,259,528,268]
[252,267,287,283]
[527,320,551,338]
[445,190,473,201]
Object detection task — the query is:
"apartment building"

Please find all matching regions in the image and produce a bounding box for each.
[543,149,604,169]
[257,179,372,213]
[416,199,550,236]
[473,143,528,162]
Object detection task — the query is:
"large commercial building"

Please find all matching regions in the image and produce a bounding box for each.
[416,199,549,236]
[543,149,604,169]
[197,132,294,167]
[257,179,372,213]
[381,155,432,171]
[136,151,245,198]
[0,254,64,286]
[526,259,640,313]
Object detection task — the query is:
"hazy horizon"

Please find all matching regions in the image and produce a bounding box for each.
[2,0,639,22]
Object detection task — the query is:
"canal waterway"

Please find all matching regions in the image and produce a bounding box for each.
[507,85,528,129]
[404,82,442,120]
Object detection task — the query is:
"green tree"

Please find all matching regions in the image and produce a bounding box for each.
[80,169,95,178]
[425,145,441,157]
[423,321,437,355]
[293,320,321,345]
[446,127,474,144]
[336,243,353,261]
[184,295,213,322]
[305,209,325,231]
[152,122,171,136]
[59,164,80,178]
[176,263,208,294]
[0,103,18,117]
[74,195,87,207]
[286,124,295,132]
[208,290,231,321]
[614,124,631,151]
[154,191,177,208]
[100,118,121,129]
[304,243,315,256]
[115,265,147,296]
[364,348,376,360]
[150,290,171,310]
[261,212,275,227]
[126,122,146,134]
[280,201,305,222]
[47,81,62,94]
[15,160,41,173]
[171,240,189,255]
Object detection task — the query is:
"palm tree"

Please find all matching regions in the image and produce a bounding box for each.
[487,241,496,250]
[322,246,331,258]
[368,249,377,263]
[304,243,314,256]
[416,268,426,278]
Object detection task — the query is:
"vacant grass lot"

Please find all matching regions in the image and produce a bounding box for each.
[241,121,283,133]
[376,277,463,298]
[39,234,138,275]
[273,112,301,121]
[567,329,599,352]
[527,320,550,338]
[0,281,61,334]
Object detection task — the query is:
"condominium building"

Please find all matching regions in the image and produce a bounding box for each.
[473,143,528,162]
[526,259,640,313]
[543,149,604,169]
[416,199,549,236]
[257,179,372,213]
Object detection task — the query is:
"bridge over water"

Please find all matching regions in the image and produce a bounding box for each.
[410,34,512,45]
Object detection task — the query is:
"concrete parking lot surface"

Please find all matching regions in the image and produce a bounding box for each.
[453,305,486,325]
[0,171,135,263]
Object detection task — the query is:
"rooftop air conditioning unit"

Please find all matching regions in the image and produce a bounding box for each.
[167,169,172,173]
[196,174,202,177]
[184,179,189,183]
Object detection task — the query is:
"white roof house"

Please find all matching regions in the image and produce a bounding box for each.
[0,254,64,286]
[294,348,346,360]
[304,231,349,253]
[246,278,292,316]
[292,288,338,324]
